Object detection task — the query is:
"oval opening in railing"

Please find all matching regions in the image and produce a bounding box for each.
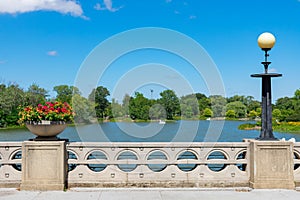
[87,151,108,172]
[235,150,247,172]
[206,150,228,172]
[11,150,22,171]
[176,150,198,172]
[294,151,300,171]
[117,151,138,172]
[147,150,168,172]
[67,150,78,172]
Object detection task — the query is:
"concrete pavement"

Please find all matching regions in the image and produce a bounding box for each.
[1,188,300,200]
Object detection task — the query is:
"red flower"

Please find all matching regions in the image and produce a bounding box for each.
[18,101,74,123]
[24,107,31,112]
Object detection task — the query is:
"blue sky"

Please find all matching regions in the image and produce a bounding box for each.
[0,0,300,102]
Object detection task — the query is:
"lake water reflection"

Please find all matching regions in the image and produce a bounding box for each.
[0,120,299,142]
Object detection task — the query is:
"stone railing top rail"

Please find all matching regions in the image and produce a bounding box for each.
[1,141,299,149]
[66,142,250,148]
[0,142,23,146]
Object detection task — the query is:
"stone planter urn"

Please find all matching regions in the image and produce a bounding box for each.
[26,120,67,140]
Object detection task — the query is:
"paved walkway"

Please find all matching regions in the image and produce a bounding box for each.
[1,188,300,200]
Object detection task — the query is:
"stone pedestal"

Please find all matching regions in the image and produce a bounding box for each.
[20,141,67,191]
[249,140,295,189]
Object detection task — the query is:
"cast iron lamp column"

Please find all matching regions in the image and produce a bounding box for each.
[251,32,282,140]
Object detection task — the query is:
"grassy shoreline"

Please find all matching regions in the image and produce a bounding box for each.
[238,122,300,133]
[0,125,26,131]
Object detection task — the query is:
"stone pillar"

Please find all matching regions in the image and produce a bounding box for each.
[249,140,295,189]
[20,141,67,191]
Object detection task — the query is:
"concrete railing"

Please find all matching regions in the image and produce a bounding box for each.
[0,142,22,187]
[1,141,300,188]
[294,142,300,186]
[67,142,249,187]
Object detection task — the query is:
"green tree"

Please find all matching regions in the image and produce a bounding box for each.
[0,84,26,127]
[248,110,258,119]
[53,85,80,104]
[275,97,294,110]
[72,94,96,123]
[275,94,300,121]
[180,94,199,118]
[209,95,226,117]
[285,90,300,121]
[295,89,300,100]
[227,95,260,114]
[111,99,125,118]
[88,86,110,118]
[286,113,300,122]
[227,95,246,104]
[129,92,151,120]
[25,83,48,106]
[292,90,300,117]
[195,93,210,111]
[0,84,5,92]
[195,93,207,100]
[226,101,247,118]
[203,108,213,118]
[181,104,193,118]
[225,110,236,118]
[272,108,282,121]
[158,90,180,120]
[122,94,131,117]
[149,104,166,120]
[198,99,210,113]
[247,100,261,114]
[256,107,262,117]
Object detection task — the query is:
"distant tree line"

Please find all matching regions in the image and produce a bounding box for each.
[0,82,299,128]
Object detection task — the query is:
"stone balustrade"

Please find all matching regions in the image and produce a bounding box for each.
[1,141,300,188]
[0,142,22,187]
[294,142,300,186]
[67,142,249,187]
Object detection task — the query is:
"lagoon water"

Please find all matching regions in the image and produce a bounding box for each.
[0,120,299,142]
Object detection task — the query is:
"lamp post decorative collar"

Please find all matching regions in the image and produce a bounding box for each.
[251,32,282,140]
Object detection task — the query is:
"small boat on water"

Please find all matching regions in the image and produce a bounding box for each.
[206,117,211,121]
[159,120,166,124]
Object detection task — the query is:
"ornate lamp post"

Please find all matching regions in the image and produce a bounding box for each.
[251,32,282,140]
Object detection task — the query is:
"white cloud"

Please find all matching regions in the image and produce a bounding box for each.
[94,3,104,11]
[104,0,119,12]
[0,0,84,17]
[95,0,122,12]
[47,51,58,56]
[189,15,196,19]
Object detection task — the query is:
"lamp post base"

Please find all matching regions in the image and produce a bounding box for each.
[256,137,278,141]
